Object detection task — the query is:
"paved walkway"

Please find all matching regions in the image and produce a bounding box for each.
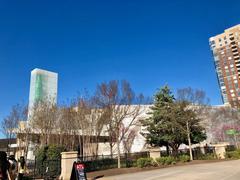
[102,160,240,180]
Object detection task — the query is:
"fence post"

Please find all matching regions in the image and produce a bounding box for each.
[41,160,43,178]
[125,153,128,168]
[58,157,61,175]
[59,151,78,180]
[33,156,36,179]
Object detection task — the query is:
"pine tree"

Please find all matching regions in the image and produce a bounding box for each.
[141,86,206,157]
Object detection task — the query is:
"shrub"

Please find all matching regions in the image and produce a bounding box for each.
[35,144,66,161]
[179,155,190,163]
[155,156,176,165]
[35,146,48,162]
[165,156,176,165]
[197,153,217,160]
[47,145,66,159]
[155,157,167,165]
[126,159,134,168]
[136,157,153,168]
[225,149,240,159]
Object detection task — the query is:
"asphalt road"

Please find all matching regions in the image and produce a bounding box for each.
[102,160,240,180]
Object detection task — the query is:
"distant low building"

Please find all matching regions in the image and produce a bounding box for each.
[0,138,17,154]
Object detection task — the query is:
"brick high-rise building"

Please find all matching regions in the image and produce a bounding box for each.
[210,25,240,107]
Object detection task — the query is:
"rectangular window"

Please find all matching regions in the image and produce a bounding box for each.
[235,83,238,88]
[210,40,215,45]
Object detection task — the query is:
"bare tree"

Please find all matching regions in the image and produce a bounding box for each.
[53,95,110,156]
[122,125,138,153]
[94,80,144,168]
[177,87,209,105]
[30,101,58,146]
[57,105,77,150]
[208,106,240,147]
[73,98,93,156]
[1,103,27,153]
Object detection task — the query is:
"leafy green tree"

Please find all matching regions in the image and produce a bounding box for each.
[176,87,208,160]
[141,86,206,157]
[35,144,65,162]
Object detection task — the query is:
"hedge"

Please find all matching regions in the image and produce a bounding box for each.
[136,158,154,168]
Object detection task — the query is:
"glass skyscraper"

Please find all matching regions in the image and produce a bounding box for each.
[28,68,58,117]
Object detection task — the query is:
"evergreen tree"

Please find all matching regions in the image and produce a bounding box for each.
[141,86,206,157]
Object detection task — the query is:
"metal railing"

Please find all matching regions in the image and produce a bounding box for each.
[27,158,61,179]
[26,151,149,179]
[160,146,216,160]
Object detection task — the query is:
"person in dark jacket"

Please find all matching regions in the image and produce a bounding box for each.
[0,151,10,180]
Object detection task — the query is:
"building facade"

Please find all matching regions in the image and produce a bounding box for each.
[26,68,58,159]
[28,68,58,117]
[209,25,240,107]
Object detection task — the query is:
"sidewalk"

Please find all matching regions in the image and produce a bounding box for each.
[86,159,228,179]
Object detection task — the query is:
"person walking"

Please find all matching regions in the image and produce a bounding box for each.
[17,156,26,180]
[8,154,18,180]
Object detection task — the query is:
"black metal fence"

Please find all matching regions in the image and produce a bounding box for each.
[160,146,216,160]
[26,151,149,179]
[26,158,61,179]
[25,145,225,179]
[225,145,236,152]
[82,151,150,172]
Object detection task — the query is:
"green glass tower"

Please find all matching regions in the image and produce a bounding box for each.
[28,68,58,118]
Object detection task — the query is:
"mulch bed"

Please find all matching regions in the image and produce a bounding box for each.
[87,159,233,179]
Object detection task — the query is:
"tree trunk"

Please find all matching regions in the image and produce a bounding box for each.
[234,134,239,149]
[110,143,113,158]
[45,134,48,145]
[24,134,29,158]
[7,135,10,154]
[95,135,99,157]
[166,143,170,156]
[117,138,121,168]
[187,121,193,161]
[171,144,178,158]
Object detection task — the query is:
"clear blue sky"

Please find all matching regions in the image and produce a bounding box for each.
[0,0,239,137]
